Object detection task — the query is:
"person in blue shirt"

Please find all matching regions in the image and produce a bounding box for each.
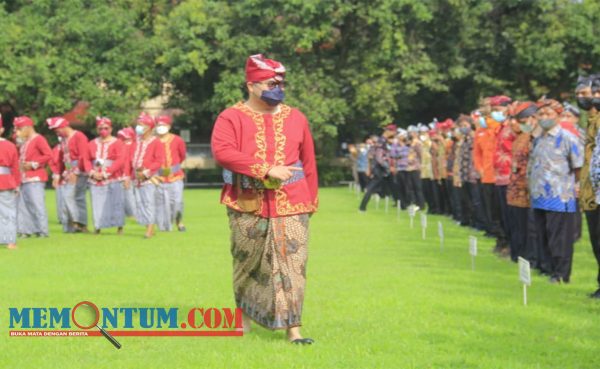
[528,98,584,284]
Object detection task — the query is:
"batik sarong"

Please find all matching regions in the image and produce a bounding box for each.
[227,208,309,330]
[0,190,17,245]
[90,181,125,230]
[17,182,48,236]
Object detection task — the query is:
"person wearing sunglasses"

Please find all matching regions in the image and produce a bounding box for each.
[88,116,126,235]
[211,54,318,345]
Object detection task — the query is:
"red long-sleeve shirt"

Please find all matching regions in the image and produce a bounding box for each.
[88,137,125,185]
[0,138,21,190]
[211,102,319,218]
[131,136,165,186]
[120,140,136,180]
[19,134,53,183]
[159,133,186,183]
[52,130,91,176]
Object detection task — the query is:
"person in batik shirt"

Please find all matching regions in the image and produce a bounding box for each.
[528,98,583,284]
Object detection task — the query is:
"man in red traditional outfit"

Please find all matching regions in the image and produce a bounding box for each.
[88,116,126,234]
[155,115,187,232]
[117,127,137,218]
[131,113,165,238]
[48,116,91,233]
[14,116,53,238]
[0,115,21,249]
[211,54,318,345]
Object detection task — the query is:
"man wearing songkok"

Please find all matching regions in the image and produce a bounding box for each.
[117,127,137,217]
[580,74,600,297]
[131,113,165,239]
[528,98,583,284]
[506,102,539,265]
[474,95,510,254]
[14,116,52,238]
[48,116,91,233]
[155,115,187,232]
[88,117,126,234]
[211,54,318,345]
[0,116,21,249]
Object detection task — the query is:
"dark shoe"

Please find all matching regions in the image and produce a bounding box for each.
[291,338,314,345]
[589,289,600,298]
[178,225,187,232]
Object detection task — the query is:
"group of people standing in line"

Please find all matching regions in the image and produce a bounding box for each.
[351,75,600,297]
[0,112,188,249]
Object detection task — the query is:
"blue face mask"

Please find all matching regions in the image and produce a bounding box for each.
[478,117,487,128]
[491,111,506,123]
[260,86,285,106]
[538,119,556,130]
[459,126,471,135]
[519,123,533,133]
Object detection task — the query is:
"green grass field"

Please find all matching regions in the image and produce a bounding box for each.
[1,187,599,368]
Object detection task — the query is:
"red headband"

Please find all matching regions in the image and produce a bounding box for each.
[96,116,112,128]
[245,54,286,82]
[46,117,69,130]
[14,116,34,128]
[156,115,173,126]
[137,113,155,128]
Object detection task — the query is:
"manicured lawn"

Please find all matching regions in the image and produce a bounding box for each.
[1,187,599,368]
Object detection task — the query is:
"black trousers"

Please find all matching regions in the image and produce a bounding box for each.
[534,209,576,281]
[436,180,447,214]
[481,183,507,244]
[359,175,394,211]
[461,182,488,231]
[422,178,440,214]
[496,185,511,247]
[447,179,462,221]
[508,205,528,262]
[357,172,368,192]
[394,171,409,209]
[405,170,425,208]
[585,208,600,286]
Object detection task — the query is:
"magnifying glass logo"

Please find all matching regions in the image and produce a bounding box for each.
[71,301,121,349]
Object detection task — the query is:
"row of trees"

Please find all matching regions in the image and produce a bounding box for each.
[0,0,599,154]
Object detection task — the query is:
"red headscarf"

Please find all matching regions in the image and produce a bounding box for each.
[137,112,155,128]
[245,54,286,82]
[536,98,563,115]
[118,127,135,140]
[46,117,69,130]
[156,115,173,126]
[489,95,512,107]
[14,116,34,128]
[96,116,112,127]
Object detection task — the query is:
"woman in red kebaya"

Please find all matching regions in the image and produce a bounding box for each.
[0,116,21,249]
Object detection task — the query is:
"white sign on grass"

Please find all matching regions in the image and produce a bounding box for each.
[420,213,427,240]
[408,206,416,228]
[469,236,477,256]
[518,257,531,286]
[438,221,444,251]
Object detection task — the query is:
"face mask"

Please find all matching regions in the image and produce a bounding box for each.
[592,97,600,110]
[259,86,285,106]
[420,135,427,141]
[538,119,556,130]
[135,125,146,136]
[577,97,593,111]
[156,125,170,135]
[491,111,506,123]
[446,132,452,138]
[99,130,111,138]
[15,137,24,145]
[459,126,471,135]
[478,117,487,128]
[519,123,533,133]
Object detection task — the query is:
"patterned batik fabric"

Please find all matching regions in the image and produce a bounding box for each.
[590,130,600,204]
[580,112,600,211]
[507,133,531,208]
[528,125,584,213]
[227,208,309,330]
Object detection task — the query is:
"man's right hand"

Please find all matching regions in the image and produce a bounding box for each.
[52,178,60,189]
[266,165,302,181]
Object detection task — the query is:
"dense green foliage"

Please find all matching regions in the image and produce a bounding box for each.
[1,0,599,146]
